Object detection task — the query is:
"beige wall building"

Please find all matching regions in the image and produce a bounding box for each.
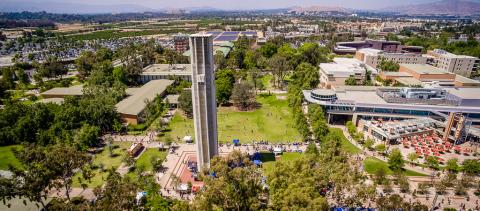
[427,49,479,77]
[356,48,427,69]
[116,79,174,125]
[319,58,377,89]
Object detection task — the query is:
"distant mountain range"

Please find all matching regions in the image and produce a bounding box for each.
[0,0,479,16]
[384,0,480,15]
[288,6,352,14]
[0,0,156,14]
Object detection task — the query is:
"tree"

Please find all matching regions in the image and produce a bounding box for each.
[47,145,92,201]
[446,158,459,173]
[344,76,357,86]
[15,68,29,85]
[296,42,329,66]
[291,62,319,89]
[74,123,101,151]
[96,48,113,62]
[425,156,440,169]
[37,56,67,79]
[1,67,15,89]
[375,144,387,154]
[259,42,278,58]
[312,120,329,142]
[231,82,256,110]
[364,138,375,150]
[192,151,265,210]
[246,68,264,92]
[305,142,319,155]
[461,159,480,176]
[376,194,428,210]
[294,109,311,141]
[214,51,227,69]
[388,148,405,172]
[215,69,235,105]
[407,152,419,165]
[378,59,400,72]
[113,66,127,84]
[244,50,261,70]
[374,167,388,185]
[178,90,193,118]
[0,144,91,208]
[92,169,138,210]
[76,51,96,79]
[268,54,290,89]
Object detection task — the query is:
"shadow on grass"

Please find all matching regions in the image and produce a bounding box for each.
[259,152,275,163]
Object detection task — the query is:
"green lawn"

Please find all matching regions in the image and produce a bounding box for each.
[166,94,301,144]
[135,148,167,172]
[363,157,427,177]
[261,152,303,175]
[72,142,132,188]
[0,145,22,170]
[329,128,361,154]
[164,113,195,142]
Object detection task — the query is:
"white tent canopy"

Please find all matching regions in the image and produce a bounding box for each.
[183,136,193,143]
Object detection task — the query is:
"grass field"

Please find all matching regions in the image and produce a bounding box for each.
[261,152,303,175]
[0,145,22,170]
[329,128,361,154]
[134,148,167,172]
[72,142,131,188]
[363,157,427,177]
[165,94,301,144]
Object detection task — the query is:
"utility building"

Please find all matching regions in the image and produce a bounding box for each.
[189,33,218,170]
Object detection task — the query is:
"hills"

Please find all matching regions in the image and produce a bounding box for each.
[288,6,352,14]
[0,0,155,14]
[0,0,479,16]
[384,0,480,15]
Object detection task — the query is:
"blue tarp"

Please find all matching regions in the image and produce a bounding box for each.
[253,160,262,166]
[233,139,240,146]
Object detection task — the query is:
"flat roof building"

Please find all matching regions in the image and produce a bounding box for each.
[427,49,479,77]
[40,85,83,99]
[356,48,427,69]
[303,86,480,142]
[140,64,192,83]
[116,79,174,125]
[399,64,456,82]
[319,58,377,89]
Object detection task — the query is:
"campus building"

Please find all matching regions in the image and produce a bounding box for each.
[116,79,174,125]
[355,48,428,69]
[190,33,219,170]
[427,49,479,77]
[378,64,480,87]
[173,34,190,53]
[140,64,192,83]
[319,58,377,88]
[334,39,422,55]
[303,86,480,142]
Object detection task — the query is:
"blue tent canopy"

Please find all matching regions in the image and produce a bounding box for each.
[233,139,240,145]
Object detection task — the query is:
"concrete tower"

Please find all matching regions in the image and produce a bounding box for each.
[189,33,218,170]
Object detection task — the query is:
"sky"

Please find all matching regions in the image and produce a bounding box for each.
[22,0,450,10]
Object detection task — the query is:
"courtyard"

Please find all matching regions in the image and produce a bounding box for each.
[165,94,302,144]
